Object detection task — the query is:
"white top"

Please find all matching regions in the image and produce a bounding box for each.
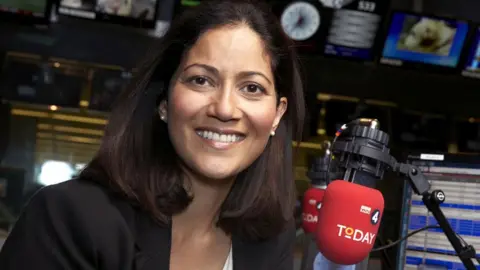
[222,245,233,270]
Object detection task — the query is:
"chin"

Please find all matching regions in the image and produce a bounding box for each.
[193,161,244,182]
[200,167,238,181]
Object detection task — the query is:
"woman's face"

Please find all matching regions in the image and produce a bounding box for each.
[161,25,287,182]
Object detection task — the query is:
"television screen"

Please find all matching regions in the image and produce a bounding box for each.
[381,12,469,69]
[58,0,159,28]
[322,0,388,60]
[461,27,480,79]
[0,0,52,24]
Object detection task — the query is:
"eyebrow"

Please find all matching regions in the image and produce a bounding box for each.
[183,63,273,85]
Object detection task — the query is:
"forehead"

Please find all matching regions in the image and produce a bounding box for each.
[183,25,273,76]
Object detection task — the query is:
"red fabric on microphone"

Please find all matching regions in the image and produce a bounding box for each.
[302,187,325,234]
[316,180,384,265]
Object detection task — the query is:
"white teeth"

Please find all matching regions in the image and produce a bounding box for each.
[196,130,243,143]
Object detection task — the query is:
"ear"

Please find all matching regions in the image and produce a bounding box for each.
[158,100,168,122]
[271,97,288,134]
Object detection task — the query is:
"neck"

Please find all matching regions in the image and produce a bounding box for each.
[172,173,234,240]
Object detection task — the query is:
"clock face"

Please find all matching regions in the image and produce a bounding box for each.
[280,2,321,41]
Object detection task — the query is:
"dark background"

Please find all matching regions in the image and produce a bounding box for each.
[1,0,480,117]
[1,1,480,268]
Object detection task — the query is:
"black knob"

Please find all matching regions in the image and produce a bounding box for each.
[432,190,446,203]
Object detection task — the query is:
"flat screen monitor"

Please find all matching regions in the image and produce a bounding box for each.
[0,0,52,24]
[461,27,480,79]
[380,11,469,70]
[322,0,388,61]
[397,153,480,269]
[58,0,159,28]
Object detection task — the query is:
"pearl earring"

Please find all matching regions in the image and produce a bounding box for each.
[270,130,275,136]
[160,115,166,121]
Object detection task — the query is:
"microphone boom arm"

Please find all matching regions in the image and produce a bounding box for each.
[391,162,478,270]
[331,119,478,269]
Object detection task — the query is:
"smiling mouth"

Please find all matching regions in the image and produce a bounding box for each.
[195,129,246,144]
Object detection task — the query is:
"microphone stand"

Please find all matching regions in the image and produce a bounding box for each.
[331,119,478,270]
[393,162,478,270]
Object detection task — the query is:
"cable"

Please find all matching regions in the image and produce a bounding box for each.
[325,125,344,185]
[325,134,337,185]
[373,225,480,264]
[456,233,468,247]
[372,225,440,252]
[374,235,393,269]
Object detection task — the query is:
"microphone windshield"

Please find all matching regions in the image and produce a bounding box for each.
[316,180,384,265]
[302,187,325,234]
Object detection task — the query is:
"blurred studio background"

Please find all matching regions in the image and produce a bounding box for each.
[0,0,479,269]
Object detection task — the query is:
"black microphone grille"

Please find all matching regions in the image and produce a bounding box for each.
[307,155,341,185]
[342,121,390,146]
[332,118,393,184]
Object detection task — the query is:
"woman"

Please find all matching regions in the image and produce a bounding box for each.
[0,0,305,269]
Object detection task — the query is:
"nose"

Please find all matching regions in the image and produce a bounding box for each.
[207,89,240,122]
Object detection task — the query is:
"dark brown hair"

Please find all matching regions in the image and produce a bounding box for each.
[81,0,305,241]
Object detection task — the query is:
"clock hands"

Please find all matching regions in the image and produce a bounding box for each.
[280,2,320,41]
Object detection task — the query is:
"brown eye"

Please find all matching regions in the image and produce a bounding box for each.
[241,84,265,95]
[247,85,258,92]
[193,77,208,85]
[185,76,214,88]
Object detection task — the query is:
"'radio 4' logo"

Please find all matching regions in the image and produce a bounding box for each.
[336,224,375,245]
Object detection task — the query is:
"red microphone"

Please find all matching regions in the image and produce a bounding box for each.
[302,145,335,235]
[315,180,384,265]
[301,185,325,234]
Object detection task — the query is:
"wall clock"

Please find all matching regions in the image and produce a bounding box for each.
[280,1,321,41]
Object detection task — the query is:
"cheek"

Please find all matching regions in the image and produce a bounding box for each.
[168,86,203,122]
[166,86,206,143]
[247,104,278,135]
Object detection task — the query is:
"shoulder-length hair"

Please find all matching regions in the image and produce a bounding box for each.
[81,0,305,241]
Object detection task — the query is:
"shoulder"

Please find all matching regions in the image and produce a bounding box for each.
[268,219,296,268]
[32,179,120,217]
[272,219,296,251]
[257,219,296,250]
[35,177,111,200]
[0,179,138,269]
[27,179,135,242]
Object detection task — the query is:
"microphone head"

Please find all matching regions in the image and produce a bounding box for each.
[316,180,384,265]
[302,187,325,234]
[332,119,391,183]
